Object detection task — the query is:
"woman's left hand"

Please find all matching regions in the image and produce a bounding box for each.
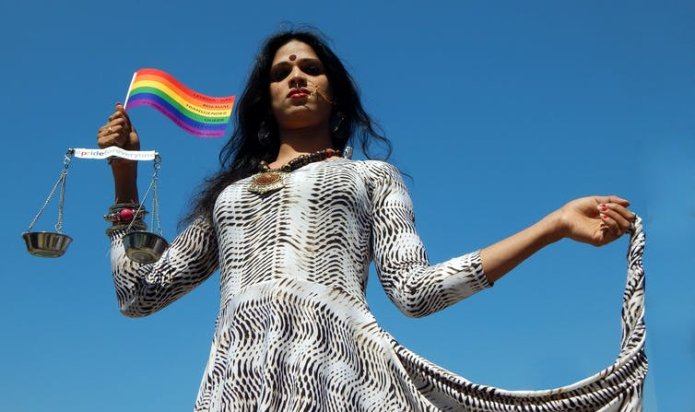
[557,195,635,247]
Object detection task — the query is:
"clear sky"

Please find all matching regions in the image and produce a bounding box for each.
[2,0,693,411]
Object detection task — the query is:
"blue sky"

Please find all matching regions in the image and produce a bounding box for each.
[2,0,693,410]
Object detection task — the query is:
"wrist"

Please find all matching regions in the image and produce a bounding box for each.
[110,158,138,170]
[538,210,566,244]
[110,160,138,184]
[111,163,139,204]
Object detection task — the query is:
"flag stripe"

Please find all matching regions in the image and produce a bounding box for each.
[128,95,227,137]
[131,79,233,117]
[129,87,230,123]
[128,94,227,131]
[134,68,235,106]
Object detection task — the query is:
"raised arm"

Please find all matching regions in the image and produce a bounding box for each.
[97,103,140,203]
[97,103,219,317]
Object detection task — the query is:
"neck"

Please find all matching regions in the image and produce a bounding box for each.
[273,125,333,167]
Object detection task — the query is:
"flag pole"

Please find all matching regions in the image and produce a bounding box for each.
[122,72,137,109]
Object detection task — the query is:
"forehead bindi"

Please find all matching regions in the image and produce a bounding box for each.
[272,41,319,65]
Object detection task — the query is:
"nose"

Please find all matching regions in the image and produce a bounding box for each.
[288,66,306,88]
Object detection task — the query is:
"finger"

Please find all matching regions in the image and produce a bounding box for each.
[595,195,629,207]
[108,107,129,123]
[108,117,128,128]
[598,224,613,244]
[103,118,128,134]
[600,211,628,237]
[603,208,631,233]
[608,195,630,207]
[109,124,124,134]
[97,133,123,148]
[115,104,133,128]
[605,203,635,222]
[599,212,618,235]
[108,109,122,121]
[97,130,123,142]
[97,125,127,145]
[99,123,124,136]
[97,125,114,138]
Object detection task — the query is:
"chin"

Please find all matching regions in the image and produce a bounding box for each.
[275,111,330,130]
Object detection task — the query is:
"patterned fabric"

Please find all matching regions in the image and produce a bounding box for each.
[109,159,647,411]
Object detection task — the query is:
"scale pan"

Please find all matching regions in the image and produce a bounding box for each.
[22,232,73,258]
[122,231,169,264]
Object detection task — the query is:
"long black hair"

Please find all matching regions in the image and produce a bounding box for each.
[183,29,392,225]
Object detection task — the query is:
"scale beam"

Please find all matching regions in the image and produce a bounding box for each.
[72,147,159,161]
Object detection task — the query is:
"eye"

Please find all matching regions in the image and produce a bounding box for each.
[270,67,291,82]
[302,63,324,76]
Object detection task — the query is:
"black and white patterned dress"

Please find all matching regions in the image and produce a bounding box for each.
[109,159,647,411]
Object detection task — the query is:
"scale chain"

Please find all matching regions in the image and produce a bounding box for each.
[26,150,73,233]
[56,167,67,233]
[152,155,163,235]
[125,154,163,236]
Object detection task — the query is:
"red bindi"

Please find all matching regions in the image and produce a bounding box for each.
[289,54,297,61]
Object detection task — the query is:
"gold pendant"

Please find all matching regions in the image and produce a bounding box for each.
[248,171,286,194]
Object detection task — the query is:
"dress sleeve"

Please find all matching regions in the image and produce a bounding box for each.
[109,217,219,317]
[370,162,492,318]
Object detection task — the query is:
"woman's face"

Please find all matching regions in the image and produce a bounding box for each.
[269,40,333,132]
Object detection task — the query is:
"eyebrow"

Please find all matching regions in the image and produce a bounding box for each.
[271,57,322,68]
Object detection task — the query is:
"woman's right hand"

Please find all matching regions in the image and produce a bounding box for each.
[97,103,140,158]
[98,103,140,202]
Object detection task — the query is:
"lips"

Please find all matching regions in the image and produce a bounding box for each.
[287,88,310,99]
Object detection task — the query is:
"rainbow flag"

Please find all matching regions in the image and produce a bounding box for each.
[124,68,235,138]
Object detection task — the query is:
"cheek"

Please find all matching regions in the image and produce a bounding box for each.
[314,79,333,104]
[324,81,334,102]
[269,86,283,107]
[320,78,331,94]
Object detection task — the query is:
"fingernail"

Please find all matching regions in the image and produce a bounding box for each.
[600,213,607,219]
[600,204,607,211]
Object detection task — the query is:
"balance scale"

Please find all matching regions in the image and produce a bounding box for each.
[22,147,168,264]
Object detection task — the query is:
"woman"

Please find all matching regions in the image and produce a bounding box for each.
[97,30,641,411]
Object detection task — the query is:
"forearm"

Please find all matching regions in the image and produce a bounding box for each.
[111,161,139,203]
[110,220,219,317]
[480,211,564,284]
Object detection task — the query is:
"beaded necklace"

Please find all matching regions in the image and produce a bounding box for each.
[248,148,341,194]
